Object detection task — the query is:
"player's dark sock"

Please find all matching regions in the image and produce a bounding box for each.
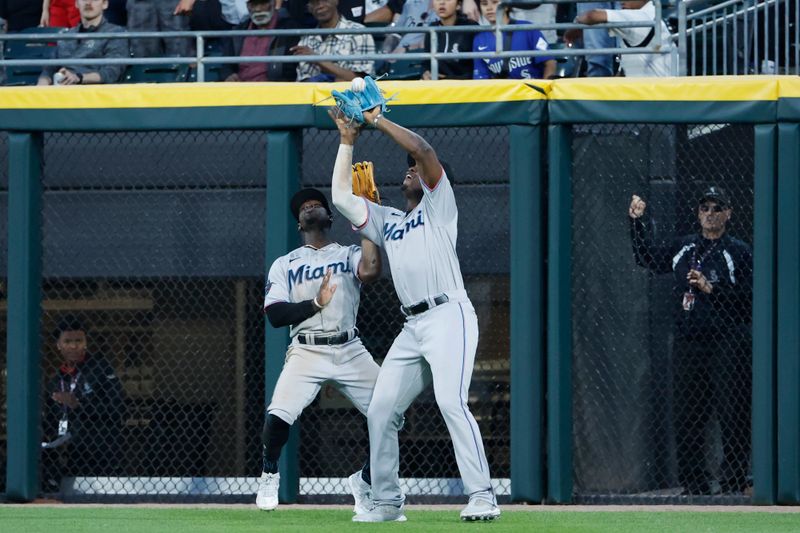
[262,414,291,474]
[361,460,371,485]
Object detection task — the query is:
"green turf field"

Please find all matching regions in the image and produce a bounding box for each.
[1,508,799,533]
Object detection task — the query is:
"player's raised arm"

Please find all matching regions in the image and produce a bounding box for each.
[329,109,369,227]
[362,108,443,190]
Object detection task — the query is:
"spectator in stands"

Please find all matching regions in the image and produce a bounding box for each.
[105,0,127,26]
[507,1,556,46]
[174,0,249,29]
[0,0,43,31]
[292,0,375,82]
[472,0,555,80]
[40,316,125,492]
[41,0,80,28]
[284,0,432,24]
[421,0,477,79]
[566,0,672,77]
[574,1,617,77]
[128,0,191,57]
[37,0,129,85]
[628,187,753,495]
[224,0,301,81]
[175,0,254,63]
[380,0,433,55]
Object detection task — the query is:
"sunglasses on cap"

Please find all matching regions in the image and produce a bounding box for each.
[699,204,725,213]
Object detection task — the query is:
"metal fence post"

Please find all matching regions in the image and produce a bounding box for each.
[5,132,43,502]
[546,124,573,504]
[265,130,301,503]
[196,35,205,83]
[678,0,688,76]
[509,125,544,503]
[776,122,800,503]
[752,124,777,504]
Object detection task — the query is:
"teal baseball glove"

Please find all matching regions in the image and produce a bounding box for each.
[331,76,393,125]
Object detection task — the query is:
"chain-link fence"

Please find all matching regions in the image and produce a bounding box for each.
[23,127,511,502]
[38,131,268,501]
[0,131,8,496]
[571,123,754,504]
[295,127,511,502]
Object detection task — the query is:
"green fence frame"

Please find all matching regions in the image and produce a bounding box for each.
[2,92,547,503]
[547,96,781,504]
[5,79,800,504]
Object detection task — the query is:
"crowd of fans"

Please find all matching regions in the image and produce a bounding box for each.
[0,0,673,84]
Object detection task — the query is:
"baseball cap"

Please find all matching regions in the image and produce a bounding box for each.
[290,188,331,221]
[698,186,730,207]
[406,154,456,185]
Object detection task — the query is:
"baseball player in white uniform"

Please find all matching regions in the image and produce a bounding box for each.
[328,108,500,522]
[257,187,381,513]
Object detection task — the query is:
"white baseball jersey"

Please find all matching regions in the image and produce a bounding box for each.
[263,243,362,338]
[360,169,494,505]
[359,170,463,307]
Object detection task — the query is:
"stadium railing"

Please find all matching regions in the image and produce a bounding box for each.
[0,0,673,83]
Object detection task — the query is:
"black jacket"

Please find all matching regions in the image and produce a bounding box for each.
[423,14,478,79]
[44,354,125,452]
[0,0,42,31]
[630,217,753,334]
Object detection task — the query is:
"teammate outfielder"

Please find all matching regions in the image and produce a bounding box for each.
[257,188,381,513]
[329,108,501,522]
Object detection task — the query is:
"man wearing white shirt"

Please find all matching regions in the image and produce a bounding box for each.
[568,0,673,77]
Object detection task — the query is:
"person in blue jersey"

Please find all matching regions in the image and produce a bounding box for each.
[472,0,555,80]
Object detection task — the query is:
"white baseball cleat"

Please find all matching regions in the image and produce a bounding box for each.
[460,498,501,521]
[352,503,407,522]
[255,472,280,511]
[347,471,373,515]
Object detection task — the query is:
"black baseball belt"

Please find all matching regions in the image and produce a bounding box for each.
[401,294,450,317]
[297,328,359,346]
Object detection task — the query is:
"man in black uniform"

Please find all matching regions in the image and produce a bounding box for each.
[41,316,125,492]
[628,186,753,495]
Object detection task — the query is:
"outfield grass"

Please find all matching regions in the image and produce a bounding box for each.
[1,507,799,533]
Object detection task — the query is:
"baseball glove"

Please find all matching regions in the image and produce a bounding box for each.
[331,76,393,125]
[352,161,380,204]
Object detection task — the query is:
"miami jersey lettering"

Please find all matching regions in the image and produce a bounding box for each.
[287,260,353,290]
[264,243,362,337]
[383,210,424,241]
[360,170,464,306]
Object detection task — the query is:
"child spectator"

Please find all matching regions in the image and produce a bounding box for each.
[472,0,555,80]
[421,0,477,79]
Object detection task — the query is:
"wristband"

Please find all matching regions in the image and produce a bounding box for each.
[313,297,325,310]
[76,72,83,84]
[372,113,383,127]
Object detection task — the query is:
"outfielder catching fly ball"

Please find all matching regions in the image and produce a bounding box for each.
[328,78,500,522]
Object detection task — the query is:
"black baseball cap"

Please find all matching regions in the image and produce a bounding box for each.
[290,188,331,221]
[406,154,456,185]
[698,186,730,208]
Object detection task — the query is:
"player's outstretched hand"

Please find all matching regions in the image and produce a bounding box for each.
[316,268,338,307]
[328,108,361,146]
[362,106,381,126]
[629,194,646,219]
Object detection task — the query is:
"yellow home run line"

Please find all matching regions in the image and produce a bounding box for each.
[0,82,316,110]
[0,77,796,110]
[0,80,547,110]
[550,75,783,101]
